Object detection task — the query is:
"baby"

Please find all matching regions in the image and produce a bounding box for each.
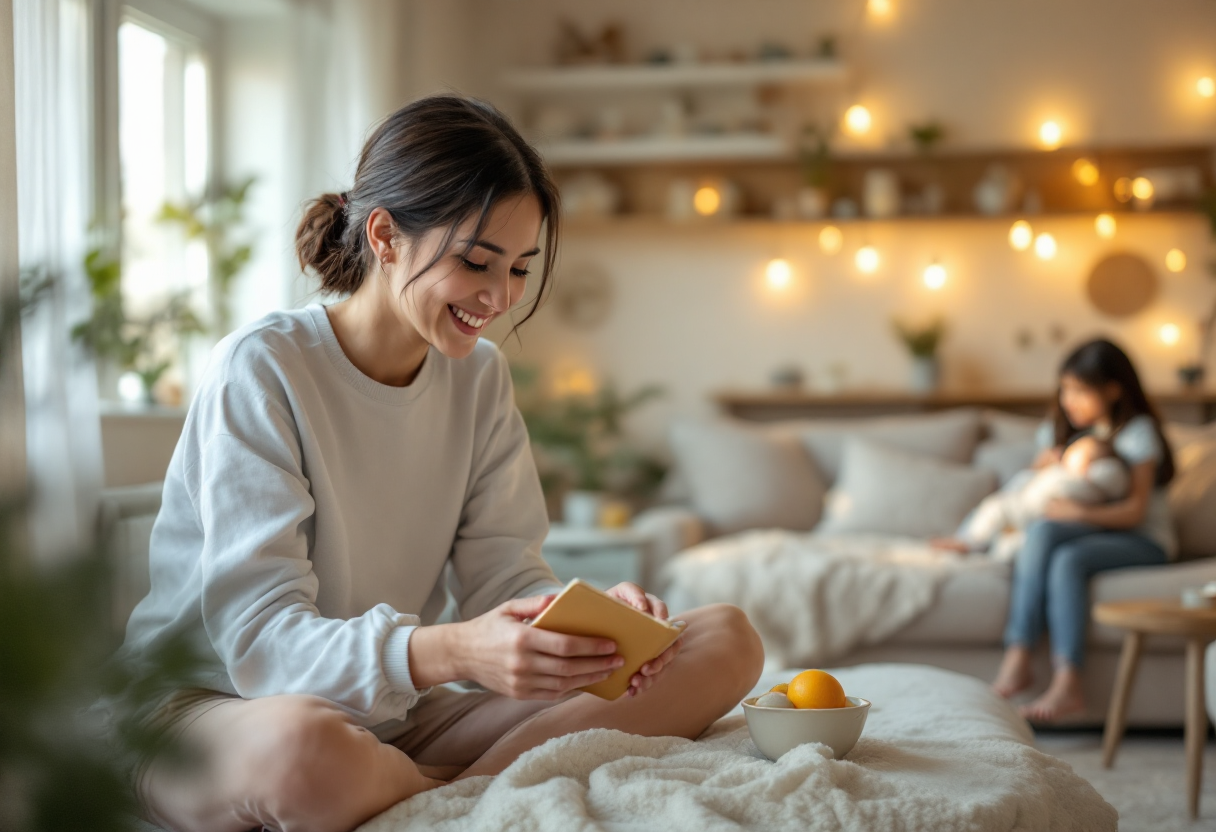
[956,435,1129,558]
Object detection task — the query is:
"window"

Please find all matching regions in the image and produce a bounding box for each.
[116,13,210,319]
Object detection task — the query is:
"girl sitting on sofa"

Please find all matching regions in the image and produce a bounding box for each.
[991,338,1176,723]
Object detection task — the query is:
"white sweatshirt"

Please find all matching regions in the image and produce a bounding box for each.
[119,304,562,729]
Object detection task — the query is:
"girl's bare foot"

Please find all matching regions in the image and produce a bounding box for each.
[991,646,1034,699]
[1018,666,1086,724]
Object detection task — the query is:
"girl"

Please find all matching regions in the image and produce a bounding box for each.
[991,339,1176,722]
[122,95,763,832]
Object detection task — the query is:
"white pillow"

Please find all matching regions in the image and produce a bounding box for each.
[819,438,998,538]
[1169,438,1216,561]
[982,409,1044,443]
[669,418,826,536]
[792,408,982,485]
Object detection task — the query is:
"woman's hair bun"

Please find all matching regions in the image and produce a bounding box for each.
[295,192,360,294]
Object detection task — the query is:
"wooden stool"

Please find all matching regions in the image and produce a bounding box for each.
[1094,599,1216,820]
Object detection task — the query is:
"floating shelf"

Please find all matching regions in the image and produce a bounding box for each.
[503,58,847,93]
[537,133,787,166]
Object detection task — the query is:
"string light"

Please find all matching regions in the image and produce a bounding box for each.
[1038,121,1062,150]
[1159,323,1181,346]
[819,226,843,255]
[1131,177,1154,201]
[923,262,947,290]
[1071,158,1099,186]
[1008,220,1033,251]
[1094,213,1116,239]
[1199,77,1215,98]
[1034,232,1057,260]
[855,245,880,274]
[693,186,722,216]
[844,105,872,136]
[765,258,793,290]
[868,0,892,17]
[1165,249,1187,272]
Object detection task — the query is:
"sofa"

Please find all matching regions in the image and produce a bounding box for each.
[631,407,1216,727]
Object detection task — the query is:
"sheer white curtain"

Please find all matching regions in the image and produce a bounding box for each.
[13,0,102,560]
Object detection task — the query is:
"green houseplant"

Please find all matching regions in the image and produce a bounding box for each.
[511,364,667,526]
[893,317,947,392]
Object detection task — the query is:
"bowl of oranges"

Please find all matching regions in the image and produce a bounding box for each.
[742,669,870,761]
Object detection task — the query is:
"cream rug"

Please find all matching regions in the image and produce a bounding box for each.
[358,664,1116,831]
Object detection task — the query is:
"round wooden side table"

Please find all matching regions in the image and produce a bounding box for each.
[1093,599,1216,820]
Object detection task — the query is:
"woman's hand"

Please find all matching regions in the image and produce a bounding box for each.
[604,582,685,698]
[1044,498,1090,523]
[409,595,625,700]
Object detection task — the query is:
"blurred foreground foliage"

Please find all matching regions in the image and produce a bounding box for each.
[1,278,201,832]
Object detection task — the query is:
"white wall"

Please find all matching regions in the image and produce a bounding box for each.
[460,0,1216,447]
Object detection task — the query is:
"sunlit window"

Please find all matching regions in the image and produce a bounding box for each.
[117,18,209,318]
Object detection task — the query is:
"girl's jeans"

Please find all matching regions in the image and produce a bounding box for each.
[1004,520,1167,667]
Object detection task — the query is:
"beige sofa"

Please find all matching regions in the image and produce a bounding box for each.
[639,407,1216,727]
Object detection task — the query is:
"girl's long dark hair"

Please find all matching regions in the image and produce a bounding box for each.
[1051,339,1175,485]
[294,94,561,333]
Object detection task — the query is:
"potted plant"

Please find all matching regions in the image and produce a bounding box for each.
[796,124,832,220]
[512,365,667,528]
[893,317,947,392]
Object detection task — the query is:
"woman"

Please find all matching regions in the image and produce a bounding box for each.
[122,95,764,832]
[991,339,1176,723]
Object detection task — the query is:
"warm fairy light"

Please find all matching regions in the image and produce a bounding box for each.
[1113,177,1133,203]
[1199,77,1215,98]
[923,263,947,290]
[818,225,843,255]
[1160,323,1181,345]
[1131,177,1154,201]
[1071,158,1099,186]
[553,368,598,396]
[868,0,892,17]
[1166,249,1187,272]
[1094,213,1116,239]
[1038,121,1062,150]
[844,105,872,136]
[855,245,880,274]
[1034,232,1057,260]
[1008,220,1033,251]
[693,186,722,216]
[765,258,793,290]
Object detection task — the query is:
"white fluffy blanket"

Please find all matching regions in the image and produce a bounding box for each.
[358,664,1116,832]
[661,531,955,667]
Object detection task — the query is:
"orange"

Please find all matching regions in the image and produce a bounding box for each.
[769,683,789,694]
[786,670,848,709]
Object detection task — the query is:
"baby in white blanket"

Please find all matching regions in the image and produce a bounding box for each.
[957,435,1129,557]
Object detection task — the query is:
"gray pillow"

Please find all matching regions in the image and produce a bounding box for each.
[792,408,983,485]
[973,438,1039,486]
[669,418,826,536]
[1169,438,1216,561]
[819,438,998,538]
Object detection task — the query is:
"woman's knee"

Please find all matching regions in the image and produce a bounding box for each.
[685,604,764,693]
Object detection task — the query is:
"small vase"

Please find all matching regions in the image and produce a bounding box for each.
[563,490,606,529]
[795,187,829,220]
[910,356,940,393]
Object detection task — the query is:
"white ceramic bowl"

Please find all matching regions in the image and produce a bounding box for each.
[742,695,871,760]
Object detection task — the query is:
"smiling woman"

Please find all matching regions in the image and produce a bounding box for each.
[120,94,762,832]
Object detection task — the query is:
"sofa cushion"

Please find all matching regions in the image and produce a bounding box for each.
[669,418,826,536]
[972,437,1038,486]
[1169,438,1216,561]
[819,439,998,538]
[1090,558,1216,648]
[790,408,983,485]
[982,409,1043,443]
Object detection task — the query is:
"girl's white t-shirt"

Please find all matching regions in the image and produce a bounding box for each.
[119,304,562,729]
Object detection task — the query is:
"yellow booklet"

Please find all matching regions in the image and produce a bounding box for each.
[529,579,687,700]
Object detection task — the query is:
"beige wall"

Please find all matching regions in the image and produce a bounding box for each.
[460,0,1216,446]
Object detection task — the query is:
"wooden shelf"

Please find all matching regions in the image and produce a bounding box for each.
[539,133,787,166]
[713,389,1216,424]
[503,59,847,93]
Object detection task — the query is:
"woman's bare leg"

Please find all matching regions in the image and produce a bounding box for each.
[455,603,764,780]
[992,645,1035,698]
[1019,664,1086,723]
[141,694,442,832]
